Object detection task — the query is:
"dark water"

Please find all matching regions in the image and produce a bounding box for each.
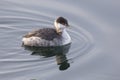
[0,0,120,80]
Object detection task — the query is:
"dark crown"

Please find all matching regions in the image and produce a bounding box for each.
[56,17,69,26]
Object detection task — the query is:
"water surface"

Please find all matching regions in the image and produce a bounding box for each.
[0,0,120,80]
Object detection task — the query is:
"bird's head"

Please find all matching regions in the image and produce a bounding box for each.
[54,17,69,34]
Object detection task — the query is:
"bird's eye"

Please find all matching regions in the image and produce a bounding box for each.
[62,23,65,25]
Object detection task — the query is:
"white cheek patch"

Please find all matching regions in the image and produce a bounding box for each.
[56,23,66,33]
[58,24,66,29]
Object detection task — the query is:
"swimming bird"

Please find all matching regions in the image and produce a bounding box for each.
[22,17,71,47]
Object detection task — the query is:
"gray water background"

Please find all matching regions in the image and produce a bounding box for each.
[0,0,120,80]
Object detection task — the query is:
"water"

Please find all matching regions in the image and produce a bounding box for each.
[0,0,120,80]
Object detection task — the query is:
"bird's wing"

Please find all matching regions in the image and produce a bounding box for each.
[23,28,61,40]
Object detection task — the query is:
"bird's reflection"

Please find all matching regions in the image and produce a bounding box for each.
[22,43,71,71]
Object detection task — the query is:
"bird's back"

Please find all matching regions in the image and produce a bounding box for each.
[22,28,63,46]
[24,28,61,40]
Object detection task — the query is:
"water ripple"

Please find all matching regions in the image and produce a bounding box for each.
[0,0,95,79]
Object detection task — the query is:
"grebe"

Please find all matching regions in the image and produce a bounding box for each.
[22,17,71,47]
